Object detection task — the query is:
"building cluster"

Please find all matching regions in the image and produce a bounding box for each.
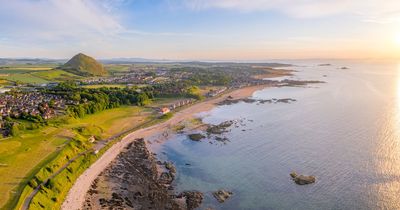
[159,98,196,114]
[206,87,228,97]
[0,92,69,120]
[83,73,156,85]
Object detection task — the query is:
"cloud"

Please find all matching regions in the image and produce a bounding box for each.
[0,0,123,43]
[180,0,400,21]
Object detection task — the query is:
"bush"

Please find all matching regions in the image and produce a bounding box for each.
[159,112,173,120]
[45,179,55,189]
[28,179,38,188]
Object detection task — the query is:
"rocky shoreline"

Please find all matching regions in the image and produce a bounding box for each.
[82,138,203,210]
[217,97,297,106]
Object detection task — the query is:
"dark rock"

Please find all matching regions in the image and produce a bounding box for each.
[276,98,296,103]
[178,191,204,210]
[165,162,176,174]
[159,172,174,184]
[290,172,297,178]
[206,121,234,135]
[188,133,206,141]
[83,138,182,210]
[212,189,233,203]
[290,172,316,185]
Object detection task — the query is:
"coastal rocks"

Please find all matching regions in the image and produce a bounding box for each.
[275,98,297,103]
[212,189,233,203]
[280,79,324,87]
[159,172,174,184]
[188,133,206,141]
[177,191,204,210]
[159,161,176,184]
[165,162,176,174]
[82,138,182,210]
[290,172,316,185]
[206,120,234,135]
[217,98,255,105]
[290,172,297,178]
[217,97,297,106]
[215,136,229,142]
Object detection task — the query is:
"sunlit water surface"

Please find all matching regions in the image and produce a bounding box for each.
[153,60,400,209]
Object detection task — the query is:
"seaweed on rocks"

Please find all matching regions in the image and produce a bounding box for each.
[188,133,206,141]
[82,138,183,210]
[177,191,204,210]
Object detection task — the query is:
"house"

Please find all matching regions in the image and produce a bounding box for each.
[160,107,170,114]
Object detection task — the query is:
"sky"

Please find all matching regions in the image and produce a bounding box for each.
[0,0,400,60]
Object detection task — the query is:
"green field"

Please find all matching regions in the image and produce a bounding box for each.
[0,127,70,209]
[0,64,86,84]
[32,70,83,81]
[0,106,153,209]
[105,64,131,73]
[1,73,50,84]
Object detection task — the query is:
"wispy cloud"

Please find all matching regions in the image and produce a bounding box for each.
[0,0,123,42]
[179,0,400,22]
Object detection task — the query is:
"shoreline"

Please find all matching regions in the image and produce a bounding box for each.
[61,84,270,210]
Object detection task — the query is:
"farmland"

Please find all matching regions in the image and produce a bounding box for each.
[0,65,83,84]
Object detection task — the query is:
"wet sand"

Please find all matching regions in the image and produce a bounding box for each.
[61,84,269,210]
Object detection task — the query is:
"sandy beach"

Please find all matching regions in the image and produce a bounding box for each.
[61,84,269,210]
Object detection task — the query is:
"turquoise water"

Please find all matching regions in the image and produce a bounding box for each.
[157,60,400,209]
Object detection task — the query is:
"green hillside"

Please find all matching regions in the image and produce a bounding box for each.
[60,53,107,76]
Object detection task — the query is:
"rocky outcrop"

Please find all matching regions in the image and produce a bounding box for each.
[290,172,316,185]
[206,121,234,135]
[177,191,204,210]
[82,138,182,210]
[212,189,233,203]
[188,133,206,141]
[217,98,297,106]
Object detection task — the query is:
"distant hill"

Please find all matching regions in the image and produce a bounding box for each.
[60,53,107,76]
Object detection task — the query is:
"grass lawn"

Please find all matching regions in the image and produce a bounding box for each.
[0,106,153,209]
[67,106,152,139]
[0,127,70,208]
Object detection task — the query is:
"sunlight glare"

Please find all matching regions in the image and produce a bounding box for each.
[396,34,400,46]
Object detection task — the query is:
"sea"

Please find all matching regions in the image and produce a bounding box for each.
[153,60,400,210]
